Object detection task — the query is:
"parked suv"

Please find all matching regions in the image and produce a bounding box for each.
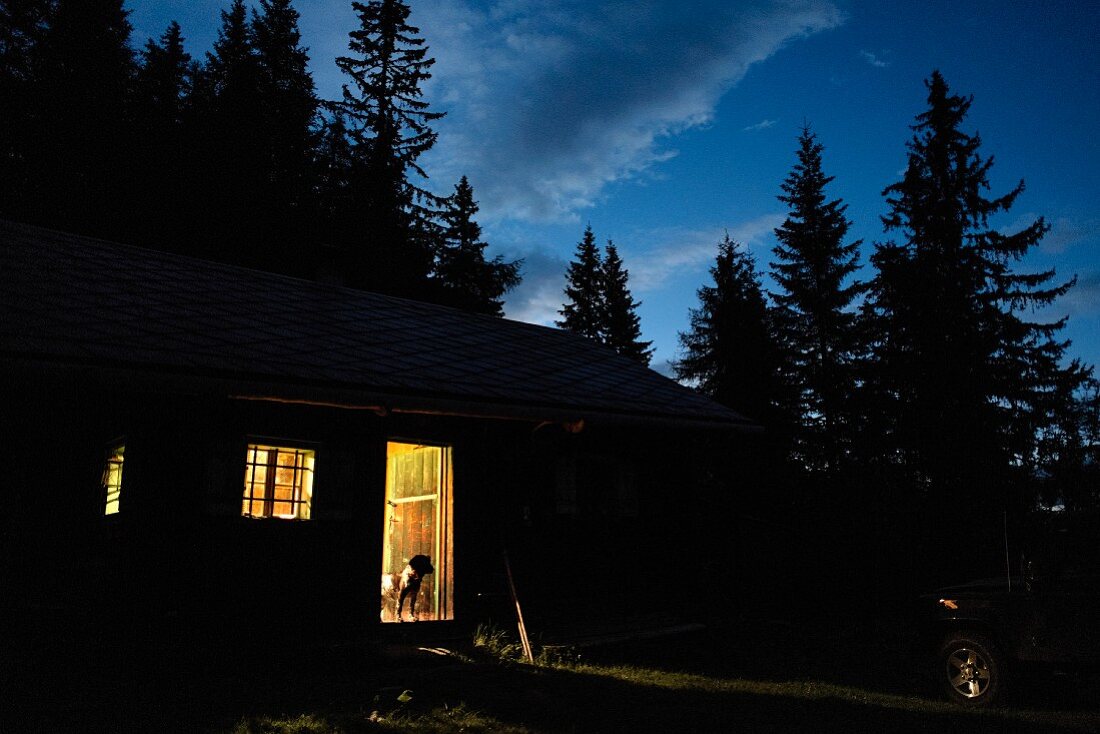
[924,511,1100,706]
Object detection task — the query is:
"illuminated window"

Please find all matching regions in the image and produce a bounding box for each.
[381,441,453,622]
[102,443,125,515]
[241,444,315,520]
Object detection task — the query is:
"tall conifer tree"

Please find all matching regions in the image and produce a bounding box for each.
[435,176,521,316]
[866,71,1090,573]
[315,109,354,251]
[0,0,51,218]
[252,0,319,268]
[193,0,266,264]
[676,234,783,425]
[1035,379,1100,510]
[333,0,443,296]
[771,126,863,474]
[136,21,190,124]
[23,0,135,239]
[601,241,652,365]
[132,20,193,250]
[557,225,605,341]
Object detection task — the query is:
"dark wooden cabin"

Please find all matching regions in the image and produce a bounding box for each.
[0,220,754,646]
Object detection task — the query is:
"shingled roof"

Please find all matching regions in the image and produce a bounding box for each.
[0,220,753,429]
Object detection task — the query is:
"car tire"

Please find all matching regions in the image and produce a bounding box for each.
[938,633,1005,706]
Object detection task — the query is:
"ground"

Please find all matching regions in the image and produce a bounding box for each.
[4,616,1099,732]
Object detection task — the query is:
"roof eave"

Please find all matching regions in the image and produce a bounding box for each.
[1,354,760,432]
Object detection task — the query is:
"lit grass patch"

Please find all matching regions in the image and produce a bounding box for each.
[231,713,345,734]
[372,703,533,733]
[228,705,531,734]
[571,663,1100,731]
[472,624,581,667]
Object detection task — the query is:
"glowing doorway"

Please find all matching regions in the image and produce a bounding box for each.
[380,441,453,622]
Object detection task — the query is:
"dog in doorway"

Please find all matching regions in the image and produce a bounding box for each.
[381,554,434,622]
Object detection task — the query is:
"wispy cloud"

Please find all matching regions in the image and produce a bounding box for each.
[415,0,844,222]
[1000,213,1098,255]
[743,119,777,132]
[501,247,569,326]
[625,215,784,292]
[1042,216,1099,255]
[1062,271,1100,318]
[860,49,889,68]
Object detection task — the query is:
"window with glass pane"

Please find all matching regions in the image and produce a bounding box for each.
[102,444,125,515]
[380,441,453,622]
[241,444,315,520]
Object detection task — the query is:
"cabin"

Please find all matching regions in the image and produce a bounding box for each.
[0,220,754,645]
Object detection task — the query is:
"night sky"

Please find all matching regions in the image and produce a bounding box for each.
[130,1,1100,374]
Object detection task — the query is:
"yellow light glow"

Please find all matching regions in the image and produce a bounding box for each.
[241,444,314,520]
[103,444,125,515]
[939,598,958,610]
[381,441,453,623]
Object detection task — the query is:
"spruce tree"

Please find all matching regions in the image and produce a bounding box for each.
[23,0,136,239]
[867,71,1090,573]
[676,234,782,424]
[557,225,605,341]
[251,0,319,269]
[1036,378,1100,510]
[333,0,444,296]
[0,0,51,218]
[435,176,521,316]
[601,241,652,365]
[202,0,260,122]
[771,126,864,475]
[192,0,266,264]
[315,109,354,251]
[132,20,193,251]
[136,21,190,125]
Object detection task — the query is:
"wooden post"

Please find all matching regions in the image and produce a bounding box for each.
[502,547,534,663]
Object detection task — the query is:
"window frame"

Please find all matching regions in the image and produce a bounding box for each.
[381,438,454,623]
[240,438,319,521]
[101,438,126,516]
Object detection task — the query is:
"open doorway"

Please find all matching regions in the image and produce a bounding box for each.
[380,441,453,622]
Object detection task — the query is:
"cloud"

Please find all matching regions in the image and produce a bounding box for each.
[859,49,889,68]
[743,119,778,132]
[501,247,569,325]
[629,214,784,292]
[1042,216,1099,255]
[999,212,1098,255]
[416,0,844,222]
[1063,271,1100,318]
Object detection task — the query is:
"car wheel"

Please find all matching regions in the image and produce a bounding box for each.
[938,633,1004,706]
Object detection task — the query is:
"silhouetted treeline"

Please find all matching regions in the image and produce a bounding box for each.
[0,0,520,314]
[678,73,1098,603]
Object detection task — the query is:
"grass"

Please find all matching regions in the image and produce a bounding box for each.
[6,622,1100,732]
[219,655,1100,734]
[230,705,533,734]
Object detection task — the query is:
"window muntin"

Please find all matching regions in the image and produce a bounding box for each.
[381,441,453,622]
[102,443,125,515]
[241,444,315,520]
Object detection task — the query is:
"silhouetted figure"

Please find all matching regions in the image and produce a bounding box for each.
[396,554,434,622]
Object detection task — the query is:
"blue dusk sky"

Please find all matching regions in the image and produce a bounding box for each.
[129,0,1100,374]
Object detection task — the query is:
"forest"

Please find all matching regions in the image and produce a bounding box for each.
[2,0,1097,598]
